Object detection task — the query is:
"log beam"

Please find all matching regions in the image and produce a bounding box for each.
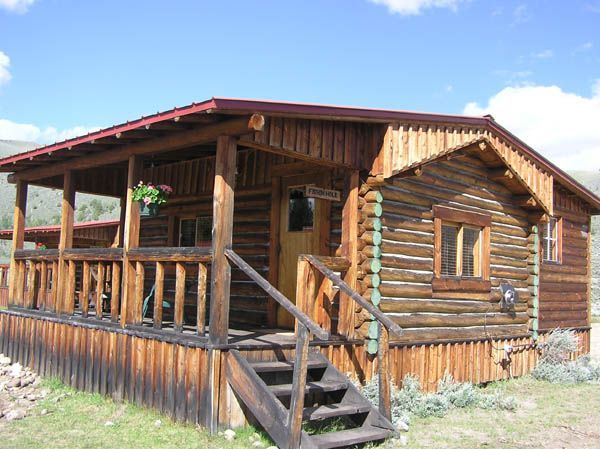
[9,114,264,183]
[8,180,27,306]
[490,168,514,182]
[57,171,76,314]
[120,155,143,327]
[208,136,237,345]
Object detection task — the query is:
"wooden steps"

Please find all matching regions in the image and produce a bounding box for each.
[226,349,396,449]
[310,427,392,449]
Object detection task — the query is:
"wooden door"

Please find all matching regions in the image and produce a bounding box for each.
[277,173,327,328]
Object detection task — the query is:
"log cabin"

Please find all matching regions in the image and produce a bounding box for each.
[0,98,597,448]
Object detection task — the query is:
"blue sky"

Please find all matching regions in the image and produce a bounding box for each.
[0,0,599,169]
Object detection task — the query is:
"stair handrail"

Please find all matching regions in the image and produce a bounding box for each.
[302,254,402,422]
[224,248,329,340]
[302,255,403,337]
[225,248,329,449]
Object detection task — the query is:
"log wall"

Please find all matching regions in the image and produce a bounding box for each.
[538,187,591,329]
[358,155,533,342]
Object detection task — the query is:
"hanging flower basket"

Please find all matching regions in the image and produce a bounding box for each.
[132,181,173,217]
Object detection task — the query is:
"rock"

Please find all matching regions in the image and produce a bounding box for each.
[7,378,21,388]
[5,409,26,421]
[8,363,22,378]
[395,420,409,432]
[154,419,162,428]
[20,376,35,388]
[399,435,408,446]
[266,446,278,449]
[0,355,10,365]
[40,409,48,415]
[104,420,115,427]
[252,441,264,448]
[223,429,236,441]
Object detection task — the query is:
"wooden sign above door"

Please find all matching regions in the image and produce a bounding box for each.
[304,186,341,202]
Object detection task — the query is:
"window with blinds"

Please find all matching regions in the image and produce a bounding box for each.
[441,225,458,276]
[541,217,560,262]
[440,223,482,277]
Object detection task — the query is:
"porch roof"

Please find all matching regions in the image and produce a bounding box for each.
[0,97,598,211]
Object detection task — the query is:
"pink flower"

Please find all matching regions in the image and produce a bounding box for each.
[159,184,173,194]
[143,197,152,205]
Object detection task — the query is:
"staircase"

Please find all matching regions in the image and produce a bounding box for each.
[226,349,396,449]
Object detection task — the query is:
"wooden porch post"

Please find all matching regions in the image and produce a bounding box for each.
[339,169,359,338]
[204,136,236,433]
[57,171,76,314]
[208,135,237,345]
[8,179,27,307]
[120,155,143,327]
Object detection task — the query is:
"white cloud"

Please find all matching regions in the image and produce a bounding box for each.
[0,118,100,144]
[531,49,553,59]
[0,51,11,88]
[574,41,593,53]
[463,81,600,171]
[0,0,35,13]
[512,3,530,25]
[368,0,463,15]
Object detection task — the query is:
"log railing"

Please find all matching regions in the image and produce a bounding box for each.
[62,248,123,321]
[224,248,328,449]
[127,247,211,334]
[13,249,59,311]
[300,254,403,420]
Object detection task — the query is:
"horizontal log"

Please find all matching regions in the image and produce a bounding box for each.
[380,214,433,233]
[538,319,589,330]
[381,229,433,245]
[380,202,432,220]
[490,267,529,281]
[539,310,588,322]
[380,268,432,283]
[127,247,212,263]
[380,241,433,258]
[305,256,350,272]
[62,248,123,261]
[538,291,587,302]
[539,272,588,284]
[541,263,587,275]
[14,249,60,261]
[379,284,432,299]
[490,244,529,259]
[388,311,529,328]
[380,255,433,271]
[538,302,588,312]
[380,298,527,314]
[387,324,530,342]
[540,282,587,293]
[490,255,528,269]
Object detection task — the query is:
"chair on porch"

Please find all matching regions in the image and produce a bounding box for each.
[141,284,172,320]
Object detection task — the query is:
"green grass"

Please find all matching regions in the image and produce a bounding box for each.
[0,378,271,449]
[2,376,599,448]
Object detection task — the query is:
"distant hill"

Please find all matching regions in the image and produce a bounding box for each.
[0,140,119,260]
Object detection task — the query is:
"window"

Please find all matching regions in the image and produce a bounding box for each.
[288,187,314,232]
[541,216,561,263]
[179,216,212,247]
[433,206,491,292]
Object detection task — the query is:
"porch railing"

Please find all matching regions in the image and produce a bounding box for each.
[62,248,123,321]
[299,254,403,421]
[224,248,328,449]
[127,247,211,334]
[13,249,59,311]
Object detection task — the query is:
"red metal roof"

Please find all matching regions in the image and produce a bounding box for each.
[0,97,598,211]
[0,219,120,237]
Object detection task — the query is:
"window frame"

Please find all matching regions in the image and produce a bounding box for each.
[433,205,491,292]
[540,215,562,264]
[178,216,213,248]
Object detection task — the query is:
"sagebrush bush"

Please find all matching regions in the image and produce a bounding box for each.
[359,374,516,427]
[532,329,600,384]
